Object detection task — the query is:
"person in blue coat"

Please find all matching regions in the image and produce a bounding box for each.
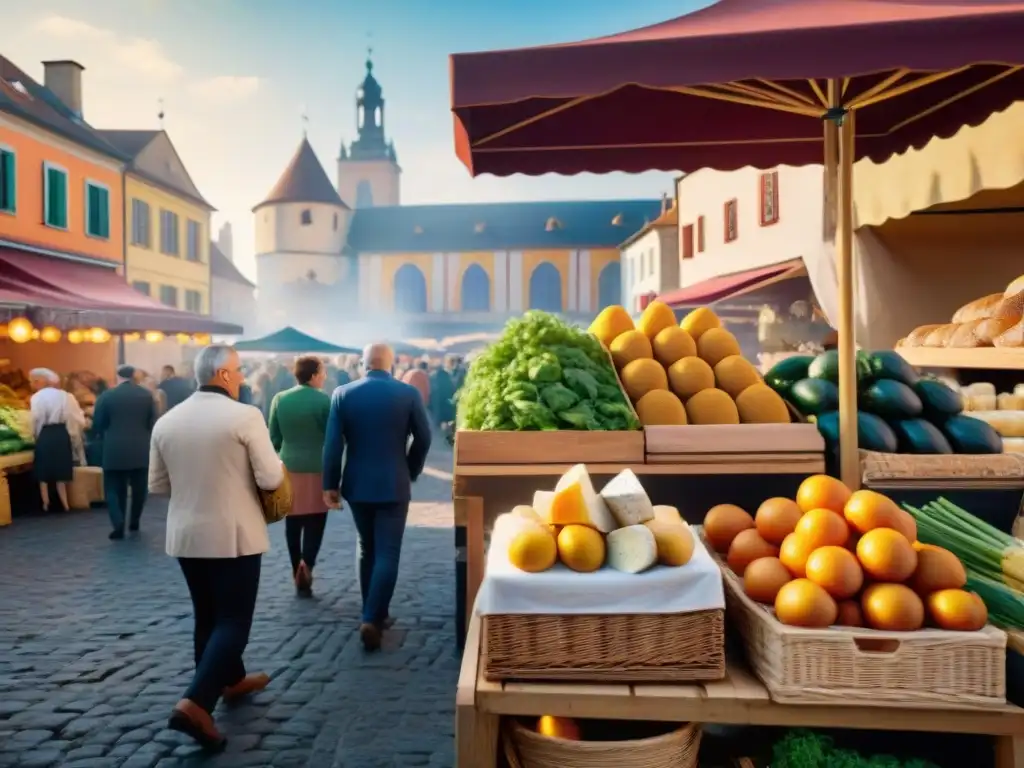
[322,343,432,651]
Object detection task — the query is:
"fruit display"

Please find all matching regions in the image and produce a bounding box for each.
[703,474,988,632]
[0,365,31,409]
[589,301,790,426]
[766,349,1004,454]
[456,311,639,431]
[896,272,1024,348]
[499,464,696,575]
[0,404,32,455]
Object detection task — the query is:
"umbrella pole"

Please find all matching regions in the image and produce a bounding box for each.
[835,102,859,490]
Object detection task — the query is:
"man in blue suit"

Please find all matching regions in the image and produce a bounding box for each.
[323,343,432,651]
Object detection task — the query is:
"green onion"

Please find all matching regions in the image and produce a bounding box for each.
[966,573,1024,630]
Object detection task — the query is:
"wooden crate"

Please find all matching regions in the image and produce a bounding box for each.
[644,424,825,474]
[717,555,1007,709]
[456,430,645,466]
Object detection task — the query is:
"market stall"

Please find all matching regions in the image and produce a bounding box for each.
[233,326,360,355]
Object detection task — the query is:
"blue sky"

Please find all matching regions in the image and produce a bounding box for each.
[2,0,704,278]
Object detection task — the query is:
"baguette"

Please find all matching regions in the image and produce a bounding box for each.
[922,323,958,347]
[994,317,1024,348]
[1005,274,1024,298]
[991,290,1024,320]
[952,293,1004,323]
[905,324,944,347]
[975,316,1019,345]
[946,319,987,348]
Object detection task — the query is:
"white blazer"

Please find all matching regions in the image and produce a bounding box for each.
[150,391,284,559]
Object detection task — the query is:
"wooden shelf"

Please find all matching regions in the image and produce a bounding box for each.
[896,347,1024,371]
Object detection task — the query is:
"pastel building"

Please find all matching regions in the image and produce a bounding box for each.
[253,56,662,340]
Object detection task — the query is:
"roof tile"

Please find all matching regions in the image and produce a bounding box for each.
[253,138,347,211]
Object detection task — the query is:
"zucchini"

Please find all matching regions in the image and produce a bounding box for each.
[859,379,923,420]
[764,355,814,396]
[807,349,873,384]
[941,414,1003,454]
[868,351,920,387]
[789,378,839,415]
[816,410,899,453]
[891,418,954,454]
[914,379,964,419]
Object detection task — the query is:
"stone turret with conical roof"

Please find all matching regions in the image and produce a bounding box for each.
[253,137,353,320]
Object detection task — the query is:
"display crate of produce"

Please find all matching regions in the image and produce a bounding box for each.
[644,423,825,475]
[716,554,1007,709]
[860,450,1024,490]
[456,429,645,466]
[502,718,701,768]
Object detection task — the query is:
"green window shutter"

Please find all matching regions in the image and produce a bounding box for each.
[99,187,109,238]
[0,151,14,212]
[88,184,109,238]
[46,167,67,228]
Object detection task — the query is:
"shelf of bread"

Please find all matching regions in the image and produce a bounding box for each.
[896,347,1024,371]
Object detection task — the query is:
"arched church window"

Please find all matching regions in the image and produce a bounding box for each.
[597,262,622,309]
[529,262,562,312]
[460,264,491,312]
[394,264,427,313]
[300,209,312,226]
[374,106,382,127]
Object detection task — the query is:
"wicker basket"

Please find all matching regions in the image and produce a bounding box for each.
[483,609,724,683]
[718,556,1007,709]
[503,719,701,768]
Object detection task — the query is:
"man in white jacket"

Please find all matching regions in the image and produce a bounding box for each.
[149,344,284,750]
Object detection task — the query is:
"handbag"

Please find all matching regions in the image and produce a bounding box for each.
[258,467,293,524]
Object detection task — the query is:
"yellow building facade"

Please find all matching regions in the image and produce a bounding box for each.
[97,130,214,314]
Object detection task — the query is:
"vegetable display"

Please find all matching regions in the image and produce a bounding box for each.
[771,729,939,768]
[0,405,32,455]
[704,476,987,632]
[499,464,695,575]
[590,301,790,426]
[456,311,638,431]
[766,349,1004,455]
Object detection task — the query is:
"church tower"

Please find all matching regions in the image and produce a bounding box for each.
[337,53,400,208]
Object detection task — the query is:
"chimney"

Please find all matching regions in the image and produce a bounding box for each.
[42,60,85,118]
[218,222,234,262]
[661,192,669,215]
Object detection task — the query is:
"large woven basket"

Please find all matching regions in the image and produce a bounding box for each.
[483,609,724,683]
[716,550,1007,709]
[503,718,701,768]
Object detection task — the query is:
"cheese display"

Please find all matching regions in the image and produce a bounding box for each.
[599,468,655,527]
[703,476,987,632]
[551,463,617,532]
[590,300,790,426]
[605,525,659,573]
[898,273,1024,348]
[768,349,1004,454]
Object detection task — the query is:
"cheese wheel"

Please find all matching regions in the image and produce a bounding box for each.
[600,469,655,527]
[550,464,618,532]
[606,524,658,574]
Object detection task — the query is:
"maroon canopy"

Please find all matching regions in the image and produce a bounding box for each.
[450,0,1024,176]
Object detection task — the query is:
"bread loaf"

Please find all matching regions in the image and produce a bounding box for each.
[994,317,1024,348]
[964,410,1024,438]
[923,324,958,347]
[991,291,1024,320]
[947,320,987,348]
[952,293,1004,323]
[1005,274,1024,298]
[905,324,944,347]
[975,316,1018,345]
[998,393,1024,411]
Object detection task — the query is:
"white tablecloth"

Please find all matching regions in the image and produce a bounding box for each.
[475,525,725,616]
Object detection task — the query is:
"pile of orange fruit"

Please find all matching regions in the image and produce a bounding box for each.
[703,475,988,632]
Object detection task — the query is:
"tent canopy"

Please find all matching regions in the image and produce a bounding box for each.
[450,0,1024,176]
[233,326,360,354]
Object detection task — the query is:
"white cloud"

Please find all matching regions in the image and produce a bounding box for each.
[188,75,261,103]
[33,14,183,83]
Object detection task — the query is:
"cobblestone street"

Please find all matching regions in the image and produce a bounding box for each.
[0,448,459,768]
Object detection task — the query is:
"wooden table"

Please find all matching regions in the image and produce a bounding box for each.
[456,612,1024,768]
[0,451,32,527]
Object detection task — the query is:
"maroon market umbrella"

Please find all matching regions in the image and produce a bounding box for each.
[449,0,1024,488]
[451,0,1024,176]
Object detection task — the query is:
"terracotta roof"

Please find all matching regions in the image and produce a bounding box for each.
[253,138,347,212]
[210,242,255,288]
[0,55,125,161]
[619,201,677,249]
[97,129,158,157]
[96,129,215,210]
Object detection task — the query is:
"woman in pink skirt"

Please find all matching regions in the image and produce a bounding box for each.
[268,356,333,596]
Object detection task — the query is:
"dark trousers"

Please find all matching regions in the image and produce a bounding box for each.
[349,502,409,625]
[178,554,261,713]
[105,467,149,531]
[285,513,328,573]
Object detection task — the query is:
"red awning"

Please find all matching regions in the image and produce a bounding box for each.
[657,259,806,308]
[0,249,242,334]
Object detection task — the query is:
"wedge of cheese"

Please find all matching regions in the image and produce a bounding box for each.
[549,464,617,533]
[653,504,683,525]
[532,490,555,520]
[606,524,658,574]
[600,469,655,527]
[510,505,543,524]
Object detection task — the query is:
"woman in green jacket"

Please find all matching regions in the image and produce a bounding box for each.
[269,356,333,596]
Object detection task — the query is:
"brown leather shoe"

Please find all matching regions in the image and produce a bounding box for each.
[295,562,313,596]
[222,672,270,701]
[359,622,382,651]
[167,699,225,751]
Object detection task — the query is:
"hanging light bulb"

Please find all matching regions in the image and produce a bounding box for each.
[0,323,7,339]
[123,332,141,343]
[7,317,34,344]
[88,327,111,343]
[144,331,165,343]
[30,328,40,340]
[192,333,211,345]
[175,333,191,344]
[40,326,62,343]
[66,329,85,344]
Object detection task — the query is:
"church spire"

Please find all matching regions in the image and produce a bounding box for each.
[346,49,391,161]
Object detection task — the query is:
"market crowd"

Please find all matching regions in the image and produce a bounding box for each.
[27,344,466,750]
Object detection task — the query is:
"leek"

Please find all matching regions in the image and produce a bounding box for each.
[966,573,1024,630]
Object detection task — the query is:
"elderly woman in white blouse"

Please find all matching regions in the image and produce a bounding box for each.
[29,368,85,512]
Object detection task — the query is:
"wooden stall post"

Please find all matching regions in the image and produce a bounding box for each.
[454,495,485,636]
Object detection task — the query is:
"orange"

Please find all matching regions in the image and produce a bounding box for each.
[779,532,817,578]
[796,474,851,514]
[856,528,918,583]
[804,545,864,599]
[537,715,581,740]
[793,509,849,551]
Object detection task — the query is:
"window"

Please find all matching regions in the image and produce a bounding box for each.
[760,170,780,226]
[300,209,312,225]
[84,180,110,239]
[185,289,202,313]
[43,162,68,229]
[159,285,178,308]
[697,216,705,253]
[724,199,738,243]
[131,199,151,247]
[186,219,201,262]
[333,212,338,231]
[132,281,151,296]
[0,146,15,213]
[160,209,180,256]
[681,224,694,260]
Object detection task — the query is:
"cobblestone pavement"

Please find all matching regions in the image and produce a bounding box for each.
[0,447,459,768]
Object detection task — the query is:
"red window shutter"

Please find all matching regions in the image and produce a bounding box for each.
[759,171,779,226]
[724,199,738,242]
[696,216,705,252]
[681,224,694,259]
